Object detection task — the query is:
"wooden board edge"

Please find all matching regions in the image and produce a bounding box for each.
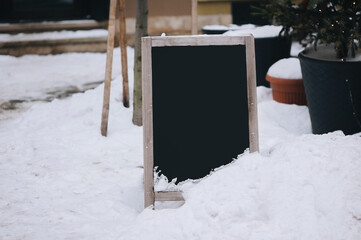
[155,191,185,202]
[142,37,155,208]
[146,35,251,47]
[245,35,260,153]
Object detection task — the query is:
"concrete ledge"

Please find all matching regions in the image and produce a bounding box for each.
[0,37,108,56]
[0,13,231,56]
[0,20,107,34]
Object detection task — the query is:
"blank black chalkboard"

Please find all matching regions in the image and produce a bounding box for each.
[151,45,249,182]
[142,35,258,207]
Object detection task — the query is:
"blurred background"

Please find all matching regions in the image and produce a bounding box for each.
[0,0,269,56]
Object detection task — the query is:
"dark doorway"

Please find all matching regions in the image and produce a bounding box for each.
[232,1,270,25]
[0,0,109,23]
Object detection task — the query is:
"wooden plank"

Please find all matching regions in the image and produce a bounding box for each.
[0,21,107,34]
[155,191,185,202]
[198,0,264,2]
[117,0,130,108]
[0,40,107,57]
[191,0,198,35]
[245,35,259,153]
[142,37,155,208]
[0,37,107,48]
[101,0,117,137]
[150,35,250,47]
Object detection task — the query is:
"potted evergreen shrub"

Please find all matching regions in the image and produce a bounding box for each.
[264,0,361,135]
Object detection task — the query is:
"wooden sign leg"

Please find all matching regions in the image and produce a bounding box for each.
[101,0,117,136]
[118,0,129,108]
[142,37,155,208]
[191,0,198,35]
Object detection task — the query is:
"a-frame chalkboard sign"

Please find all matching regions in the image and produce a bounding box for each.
[142,35,259,208]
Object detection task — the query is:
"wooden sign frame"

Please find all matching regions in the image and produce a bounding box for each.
[142,35,259,208]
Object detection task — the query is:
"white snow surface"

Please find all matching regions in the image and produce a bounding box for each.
[202,24,283,38]
[267,58,303,79]
[0,48,127,104]
[0,29,107,42]
[291,41,306,57]
[1,47,361,240]
[223,25,283,38]
[303,44,361,62]
[202,24,256,31]
[0,20,99,26]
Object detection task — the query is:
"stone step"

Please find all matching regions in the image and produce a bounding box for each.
[0,36,107,56]
[0,20,107,34]
[0,20,112,56]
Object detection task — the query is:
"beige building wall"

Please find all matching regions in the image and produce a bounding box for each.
[124,0,233,35]
[198,1,232,32]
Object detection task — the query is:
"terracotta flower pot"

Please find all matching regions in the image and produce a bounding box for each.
[266,74,307,105]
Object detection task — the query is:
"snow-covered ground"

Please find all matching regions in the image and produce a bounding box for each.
[0,46,361,240]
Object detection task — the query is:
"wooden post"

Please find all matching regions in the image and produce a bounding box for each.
[101,0,129,136]
[191,0,198,35]
[133,0,148,126]
[245,35,259,153]
[142,37,155,208]
[101,0,117,136]
[118,0,129,108]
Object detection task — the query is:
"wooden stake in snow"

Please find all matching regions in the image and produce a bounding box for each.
[118,0,129,108]
[101,0,129,137]
[191,0,198,35]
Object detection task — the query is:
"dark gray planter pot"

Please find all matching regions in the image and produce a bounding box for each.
[201,28,229,35]
[254,36,292,87]
[299,46,361,135]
